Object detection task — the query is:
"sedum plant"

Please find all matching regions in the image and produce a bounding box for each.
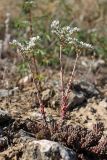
[51,20,93,119]
[11,0,48,126]
[11,18,93,125]
[11,36,48,126]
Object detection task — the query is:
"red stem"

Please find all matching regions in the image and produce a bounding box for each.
[66,52,79,98]
[27,9,46,123]
[60,48,80,119]
[59,44,67,119]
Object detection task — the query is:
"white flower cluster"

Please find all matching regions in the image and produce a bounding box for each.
[11,36,40,52]
[51,20,93,49]
[51,20,59,30]
[51,20,80,37]
[28,36,40,49]
[79,41,93,49]
[66,37,93,49]
[61,26,80,35]
[25,1,34,4]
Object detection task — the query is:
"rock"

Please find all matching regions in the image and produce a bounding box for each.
[22,139,76,160]
[0,127,3,134]
[73,80,99,98]
[0,87,18,97]
[81,58,105,72]
[0,136,8,151]
[92,59,105,71]
[67,80,100,109]
[0,109,11,124]
[18,74,32,87]
[51,90,85,109]
[99,99,107,109]
[29,111,54,124]
[51,80,99,109]
[42,89,55,102]
[14,129,35,144]
[0,89,11,97]
[29,111,43,121]
[68,91,86,108]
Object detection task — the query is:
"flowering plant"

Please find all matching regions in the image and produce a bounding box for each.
[11,36,40,52]
[11,36,48,124]
[51,20,93,49]
[10,19,93,124]
[51,20,93,119]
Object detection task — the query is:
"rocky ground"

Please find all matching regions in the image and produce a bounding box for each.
[0,55,107,160]
[0,0,107,159]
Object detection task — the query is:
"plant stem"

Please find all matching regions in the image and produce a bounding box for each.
[60,48,80,119]
[28,8,42,91]
[27,5,43,115]
[59,44,66,119]
[28,10,33,38]
[59,44,64,100]
[66,51,79,98]
[21,52,47,126]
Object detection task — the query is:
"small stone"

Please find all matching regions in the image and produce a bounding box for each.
[68,91,85,108]
[0,109,11,124]
[99,100,107,109]
[14,129,35,143]
[0,136,8,151]
[0,89,11,97]
[42,89,55,102]
[0,87,18,97]
[18,74,32,86]
[29,111,42,121]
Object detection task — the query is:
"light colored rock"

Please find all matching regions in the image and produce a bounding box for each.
[22,139,76,160]
[42,89,55,101]
[29,111,43,121]
[18,74,32,86]
[99,99,107,109]
[74,80,99,97]
[0,89,10,97]
[81,58,105,71]
[0,87,18,97]
[68,91,85,108]
[14,129,35,144]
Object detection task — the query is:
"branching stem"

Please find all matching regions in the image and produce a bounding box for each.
[66,51,79,98]
[60,47,80,119]
[27,7,45,122]
[59,44,64,100]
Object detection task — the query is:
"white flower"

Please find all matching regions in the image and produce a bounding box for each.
[27,36,40,50]
[51,20,59,29]
[69,27,80,34]
[29,36,40,44]
[67,37,77,44]
[25,1,34,4]
[11,36,40,52]
[51,20,93,49]
[79,41,93,49]
[62,26,80,35]
[11,39,17,45]
[23,20,29,25]
[10,40,22,48]
[66,26,71,31]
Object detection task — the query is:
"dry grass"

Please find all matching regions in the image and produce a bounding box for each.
[0,0,21,21]
[0,0,107,28]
